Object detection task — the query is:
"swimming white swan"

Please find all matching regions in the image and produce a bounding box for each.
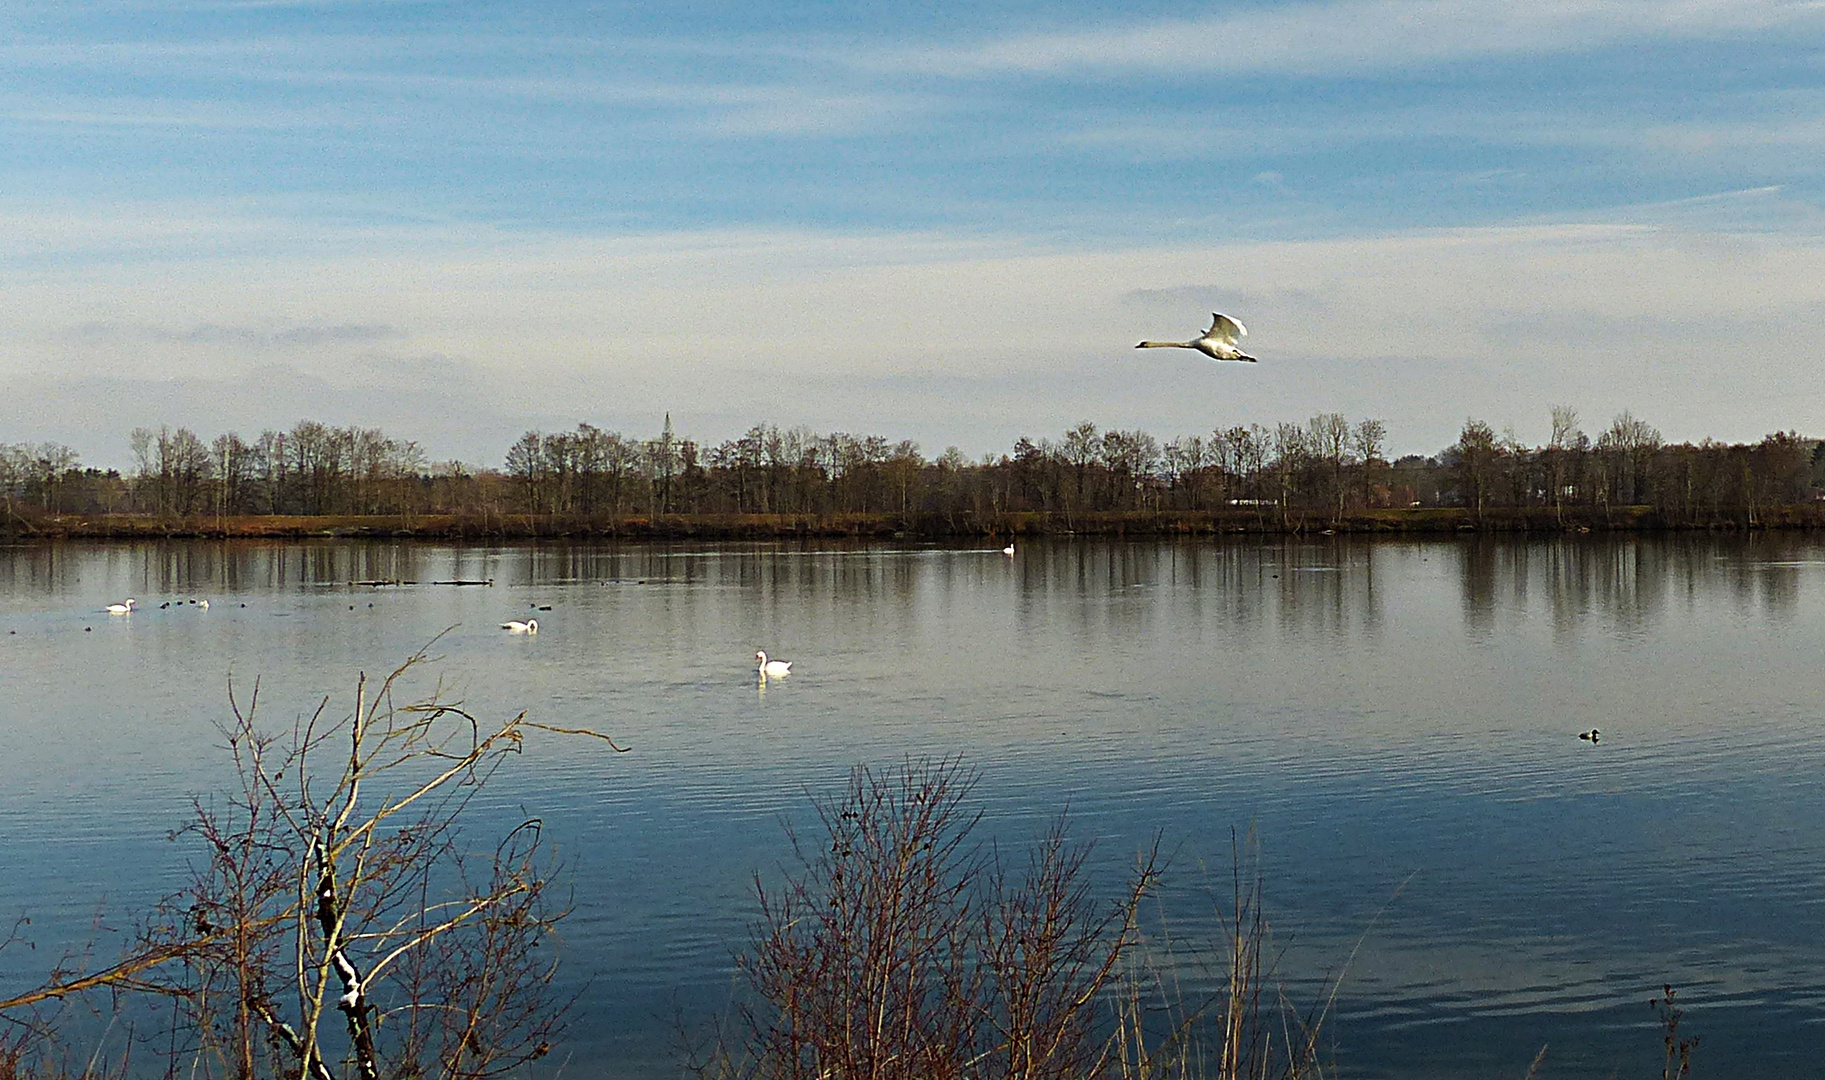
[501,619,539,634]
[105,598,137,614]
[1002,541,1016,556]
[756,650,792,677]
[1137,312,1257,363]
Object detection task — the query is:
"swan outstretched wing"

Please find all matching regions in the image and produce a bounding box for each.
[1205,313,1247,345]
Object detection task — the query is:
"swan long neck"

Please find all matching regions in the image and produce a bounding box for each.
[1136,340,1193,349]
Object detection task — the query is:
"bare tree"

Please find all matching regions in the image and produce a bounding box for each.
[505,432,548,514]
[1545,406,1586,522]
[1271,423,1309,527]
[0,443,80,515]
[128,426,213,516]
[1306,414,1353,522]
[1596,411,1661,507]
[1061,423,1103,517]
[1100,431,1161,512]
[3,646,625,1080]
[1351,419,1388,510]
[1451,420,1504,522]
[1350,419,1386,469]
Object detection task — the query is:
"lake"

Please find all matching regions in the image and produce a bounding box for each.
[3,536,1824,1077]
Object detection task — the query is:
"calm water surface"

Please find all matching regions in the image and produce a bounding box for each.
[3,536,1824,1077]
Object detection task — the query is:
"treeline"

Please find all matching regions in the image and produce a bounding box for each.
[127,421,451,516]
[500,415,1389,520]
[1432,409,1818,526]
[495,409,1825,527]
[2,422,483,519]
[4,409,1823,530]
[0,442,88,513]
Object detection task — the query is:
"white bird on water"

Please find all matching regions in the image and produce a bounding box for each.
[1002,541,1016,556]
[501,619,538,634]
[105,598,137,614]
[1137,313,1257,363]
[756,650,793,678]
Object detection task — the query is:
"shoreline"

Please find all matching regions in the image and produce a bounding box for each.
[7,504,1825,541]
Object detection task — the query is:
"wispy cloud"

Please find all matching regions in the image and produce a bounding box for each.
[64,320,403,347]
[1123,284,1337,319]
[1546,185,1825,234]
[0,30,925,140]
[874,0,1825,78]
[1641,110,1825,155]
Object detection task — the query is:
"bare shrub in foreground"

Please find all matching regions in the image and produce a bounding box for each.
[1651,984,1698,1080]
[714,765,1348,1080]
[726,758,1159,1080]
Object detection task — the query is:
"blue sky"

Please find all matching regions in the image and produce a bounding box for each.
[4,0,1824,465]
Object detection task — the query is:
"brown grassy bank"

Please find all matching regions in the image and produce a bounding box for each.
[6,503,1825,541]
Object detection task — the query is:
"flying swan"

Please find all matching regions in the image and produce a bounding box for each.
[501,619,539,634]
[756,650,793,677]
[1137,313,1257,363]
[105,598,137,614]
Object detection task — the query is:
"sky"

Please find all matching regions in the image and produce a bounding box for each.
[3,0,1824,468]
